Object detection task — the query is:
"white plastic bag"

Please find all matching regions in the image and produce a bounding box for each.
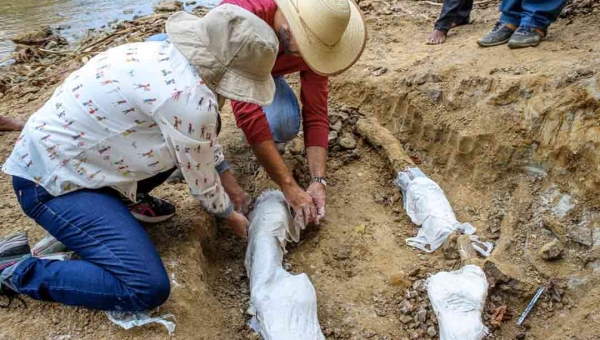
[106,310,176,335]
[427,265,489,340]
[245,190,325,340]
[394,168,475,253]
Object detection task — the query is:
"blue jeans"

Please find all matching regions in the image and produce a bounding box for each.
[147,33,301,143]
[9,176,171,311]
[499,0,567,30]
[263,76,301,143]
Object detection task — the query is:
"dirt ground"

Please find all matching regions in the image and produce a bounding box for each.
[1,1,600,340]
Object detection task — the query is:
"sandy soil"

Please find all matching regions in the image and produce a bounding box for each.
[1,1,600,340]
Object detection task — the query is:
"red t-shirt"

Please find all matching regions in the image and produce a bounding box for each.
[220,0,329,148]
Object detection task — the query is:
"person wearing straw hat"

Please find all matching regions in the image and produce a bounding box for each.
[1,5,278,311]
[219,0,367,228]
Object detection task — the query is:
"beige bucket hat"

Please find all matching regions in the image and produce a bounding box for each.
[275,0,367,76]
[166,5,279,106]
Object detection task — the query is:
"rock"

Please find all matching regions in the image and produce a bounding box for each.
[372,67,388,76]
[516,333,526,340]
[569,226,593,247]
[539,239,564,261]
[359,0,375,12]
[408,267,420,277]
[373,192,386,204]
[185,1,197,4]
[427,326,437,337]
[426,89,443,103]
[11,26,53,45]
[332,110,350,121]
[399,300,414,314]
[412,279,426,292]
[287,138,304,155]
[363,329,377,338]
[154,1,184,12]
[399,315,413,325]
[246,332,260,340]
[339,133,357,150]
[406,290,418,299]
[330,119,343,132]
[328,130,339,145]
[416,308,427,323]
[334,245,351,260]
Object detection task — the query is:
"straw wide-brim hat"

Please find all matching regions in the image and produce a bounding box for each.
[166,6,279,106]
[275,0,367,76]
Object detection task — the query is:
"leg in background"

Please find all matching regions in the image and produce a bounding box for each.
[499,0,523,27]
[262,76,301,144]
[519,0,568,30]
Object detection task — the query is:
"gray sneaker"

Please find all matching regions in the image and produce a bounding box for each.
[0,232,30,259]
[508,26,544,49]
[478,22,516,47]
[31,235,67,257]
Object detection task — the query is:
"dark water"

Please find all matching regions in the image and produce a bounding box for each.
[0,0,219,59]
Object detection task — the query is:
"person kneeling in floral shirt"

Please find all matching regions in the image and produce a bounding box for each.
[0,5,278,312]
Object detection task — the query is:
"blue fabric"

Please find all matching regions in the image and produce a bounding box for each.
[215,161,230,175]
[262,76,301,143]
[146,33,169,42]
[10,176,170,311]
[499,0,567,30]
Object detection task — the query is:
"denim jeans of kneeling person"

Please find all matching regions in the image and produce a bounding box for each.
[7,172,174,311]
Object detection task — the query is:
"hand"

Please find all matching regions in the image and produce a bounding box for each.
[219,170,251,215]
[283,184,317,229]
[225,211,250,239]
[230,190,252,215]
[306,182,326,225]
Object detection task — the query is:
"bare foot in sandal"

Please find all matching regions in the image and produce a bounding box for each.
[427,29,447,45]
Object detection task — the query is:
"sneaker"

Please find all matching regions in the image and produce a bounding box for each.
[1,254,30,308]
[0,232,30,259]
[128,193,176,223]
[31,235,66,257]
[477,22,516,47]
[508,26,544,49]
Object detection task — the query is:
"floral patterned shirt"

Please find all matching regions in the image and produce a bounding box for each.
[3,41,233,217]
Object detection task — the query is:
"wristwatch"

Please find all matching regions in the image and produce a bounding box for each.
[311,176,327,187]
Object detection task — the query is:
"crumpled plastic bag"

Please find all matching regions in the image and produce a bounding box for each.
[245,190,325,340]
[427,265,489,340]
[106,310,176,335]
[470,235,494,258]
[394,168,476,253]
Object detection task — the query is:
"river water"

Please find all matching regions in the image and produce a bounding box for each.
[0,0,218,60]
